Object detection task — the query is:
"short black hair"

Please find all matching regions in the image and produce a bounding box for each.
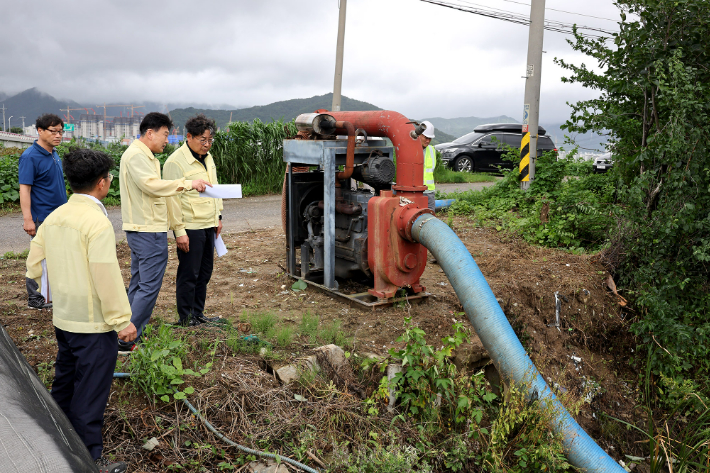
[185,114,216,137]
[36,114,64,130]
[139,112,173,135]
[63,148,114,193]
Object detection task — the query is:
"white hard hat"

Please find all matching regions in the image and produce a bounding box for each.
[421,120,435,138]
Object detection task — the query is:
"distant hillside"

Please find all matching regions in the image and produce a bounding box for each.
[422,115,519,139]
[431,129,455,146]
[168,93,383,131]
[0,88,83,127]
[0,92,7,102]
[542,124,608,153]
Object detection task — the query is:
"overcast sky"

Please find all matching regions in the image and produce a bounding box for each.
[2,0,622,123]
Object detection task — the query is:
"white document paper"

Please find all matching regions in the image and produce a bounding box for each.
[214,234,228,257]
[40,259,52,302]
[199,184,242,199]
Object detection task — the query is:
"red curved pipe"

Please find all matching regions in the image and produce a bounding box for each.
[334,120,355,183]
[322,110,426,195]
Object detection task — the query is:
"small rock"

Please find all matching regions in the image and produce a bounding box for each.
[275,344,347,385]
[577,288,591,304]
[142,437,159,451]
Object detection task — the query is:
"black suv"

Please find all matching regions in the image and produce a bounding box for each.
[435,123,557,173]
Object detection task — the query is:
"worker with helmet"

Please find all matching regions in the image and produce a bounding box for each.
[419,120,436,212]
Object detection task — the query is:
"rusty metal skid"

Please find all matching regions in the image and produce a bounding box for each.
[288,272,430,309]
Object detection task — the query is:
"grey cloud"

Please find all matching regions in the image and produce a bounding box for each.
[2,0,622,123]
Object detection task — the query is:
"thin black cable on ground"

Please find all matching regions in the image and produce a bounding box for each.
[112,373,320,473]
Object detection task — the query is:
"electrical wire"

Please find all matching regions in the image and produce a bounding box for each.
[113,373,320,473]
[418,0,615,38]
[495,0,619,22]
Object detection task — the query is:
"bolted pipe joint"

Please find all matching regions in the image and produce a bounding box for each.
[395,204,434,242]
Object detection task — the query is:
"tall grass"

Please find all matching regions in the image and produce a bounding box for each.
[211,119,297,196]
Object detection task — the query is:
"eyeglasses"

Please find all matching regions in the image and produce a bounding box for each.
[43,128,64,136]
[198,138,214,145]
[105,173,114,182]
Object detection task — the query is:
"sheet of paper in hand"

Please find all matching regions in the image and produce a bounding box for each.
[199,184,242,199]
[215,234,228,257]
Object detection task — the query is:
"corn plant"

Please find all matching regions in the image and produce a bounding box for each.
[211,118,297,196]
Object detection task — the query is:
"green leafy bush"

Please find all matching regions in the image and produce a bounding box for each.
[128,324,211,403]
[557,0,710,379]
[447,148,616,252]
[0,148,22,204]
[380,319,575,472]
[387,318,496,428]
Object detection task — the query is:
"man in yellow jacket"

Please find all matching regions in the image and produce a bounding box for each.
[164,114,223,326]
[119,112,211,351]
[26,148,136,473]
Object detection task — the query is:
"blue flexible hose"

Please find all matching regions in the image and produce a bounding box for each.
[435,199,456,210]
[113,373,319,473]
[411,214,624,473]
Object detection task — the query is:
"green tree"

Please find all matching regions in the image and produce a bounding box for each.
[9,127,23,134]
[557,0,710,378]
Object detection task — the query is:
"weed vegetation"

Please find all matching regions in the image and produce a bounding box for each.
[437,0,710,466]
[109,312,586,472]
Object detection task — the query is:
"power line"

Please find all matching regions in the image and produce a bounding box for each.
[418,0,614,38]
[496,0,619,22]
[435,0,615,35]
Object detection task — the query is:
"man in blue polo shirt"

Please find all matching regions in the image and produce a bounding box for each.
[18,113,68,310]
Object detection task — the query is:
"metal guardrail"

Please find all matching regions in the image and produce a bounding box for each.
[0,131,35,143]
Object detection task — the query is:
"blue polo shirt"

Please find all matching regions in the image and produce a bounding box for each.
[18,141,67,222]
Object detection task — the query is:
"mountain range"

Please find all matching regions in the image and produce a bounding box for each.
[0,88,606,151]
[168,93,383,131]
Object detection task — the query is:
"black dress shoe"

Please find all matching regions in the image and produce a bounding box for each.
[193,314,222,324]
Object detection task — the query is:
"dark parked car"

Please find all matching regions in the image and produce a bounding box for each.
[435,123,557,173]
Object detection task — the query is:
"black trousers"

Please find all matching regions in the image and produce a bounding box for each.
[176,228,215,323]
[52,328,118,460]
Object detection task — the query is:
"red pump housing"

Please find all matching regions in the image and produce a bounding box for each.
[326,110,434,298]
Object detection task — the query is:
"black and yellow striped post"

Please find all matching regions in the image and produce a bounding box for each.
[519,131,531,183]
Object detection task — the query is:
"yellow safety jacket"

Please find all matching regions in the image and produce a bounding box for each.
[119,140,194,233]
[163,143,223,238]
[424,145,436,191]
[26,195,132,334]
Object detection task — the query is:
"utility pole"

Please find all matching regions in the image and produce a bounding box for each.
[519,0,546,190]
[1,104,6,132]
[20,116,25,130]
[331,0,347,112]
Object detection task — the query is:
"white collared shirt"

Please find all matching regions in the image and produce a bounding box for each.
[74,193,108,217]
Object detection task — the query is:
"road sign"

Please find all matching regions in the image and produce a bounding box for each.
[523,104,530,125]
[63,123,75,132]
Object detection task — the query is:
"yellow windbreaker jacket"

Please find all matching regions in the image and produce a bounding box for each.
[119,140,194,233]
[163,143,223,238]
[26,194,132,334]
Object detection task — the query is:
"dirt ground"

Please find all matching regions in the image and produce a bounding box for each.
[0,216,642,471]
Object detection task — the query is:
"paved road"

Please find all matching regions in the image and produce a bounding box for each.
[0,180,496,254]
